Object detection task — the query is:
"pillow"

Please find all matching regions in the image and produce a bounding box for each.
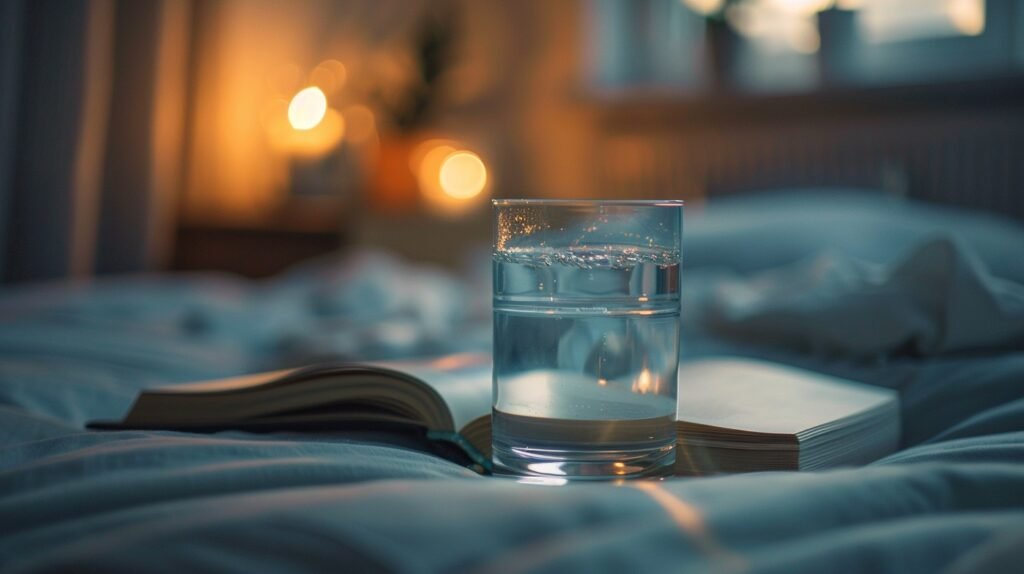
[701,236,1024,358]
[684,189,1024,284]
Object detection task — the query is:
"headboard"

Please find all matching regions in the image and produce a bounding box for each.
[593,79,1024,221]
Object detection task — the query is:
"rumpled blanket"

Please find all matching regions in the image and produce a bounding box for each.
[703,237,1024,358]
[2,190,1023,573]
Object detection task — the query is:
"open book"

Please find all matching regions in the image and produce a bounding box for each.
[672,359,900,475]
[91,354,899,475]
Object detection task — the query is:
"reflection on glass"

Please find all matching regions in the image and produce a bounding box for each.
[515,476,569,486]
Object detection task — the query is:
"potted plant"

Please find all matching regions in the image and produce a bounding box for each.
[367,4,457,214]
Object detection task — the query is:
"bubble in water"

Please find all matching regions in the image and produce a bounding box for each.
[493,245,680,270]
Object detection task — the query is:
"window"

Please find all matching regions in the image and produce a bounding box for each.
[586,0,1020,95]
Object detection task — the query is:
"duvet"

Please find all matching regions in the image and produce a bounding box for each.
[2,191,1023,573]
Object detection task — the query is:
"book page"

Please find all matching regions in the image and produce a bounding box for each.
[153,369,296,394]
[677,358,897,435]
[382,353,492,431]
[135,355,489,432]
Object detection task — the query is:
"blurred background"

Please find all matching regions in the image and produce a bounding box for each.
[0,0,1021,281]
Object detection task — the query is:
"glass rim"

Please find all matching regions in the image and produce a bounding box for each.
[492,199,684,207]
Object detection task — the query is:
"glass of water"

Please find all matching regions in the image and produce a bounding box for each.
[492,199,682,479]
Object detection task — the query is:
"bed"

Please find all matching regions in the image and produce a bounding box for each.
[2,190,1023,573]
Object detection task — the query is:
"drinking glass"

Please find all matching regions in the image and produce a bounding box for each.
[492,199,683,479]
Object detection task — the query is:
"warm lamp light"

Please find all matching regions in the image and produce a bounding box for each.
[265,96,345,159]
[767,0,833,15]
[288,87,328,131]
[415,142,458,188]
[680,0,725,16]
[439,151,487,199]
[948,0,985,35]
[412,140,490,216]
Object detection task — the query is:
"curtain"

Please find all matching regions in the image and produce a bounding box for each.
[0,0,191,283]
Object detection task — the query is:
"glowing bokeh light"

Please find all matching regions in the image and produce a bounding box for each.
[288,87,328,131]
[859,0,985,43]
[727,0,822,53]
[439,151,488,199]
[680,0,725,15]
[415,141,458,188]
[948,0,985,36]
[768,0,833,14]
[413,140,490,216]
[267,99,345,158]
[310,59,348,95]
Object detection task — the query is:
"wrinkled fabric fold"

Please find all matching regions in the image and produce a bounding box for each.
[703,237,1024,359]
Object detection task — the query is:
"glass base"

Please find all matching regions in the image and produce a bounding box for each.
[492,440,675,481]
